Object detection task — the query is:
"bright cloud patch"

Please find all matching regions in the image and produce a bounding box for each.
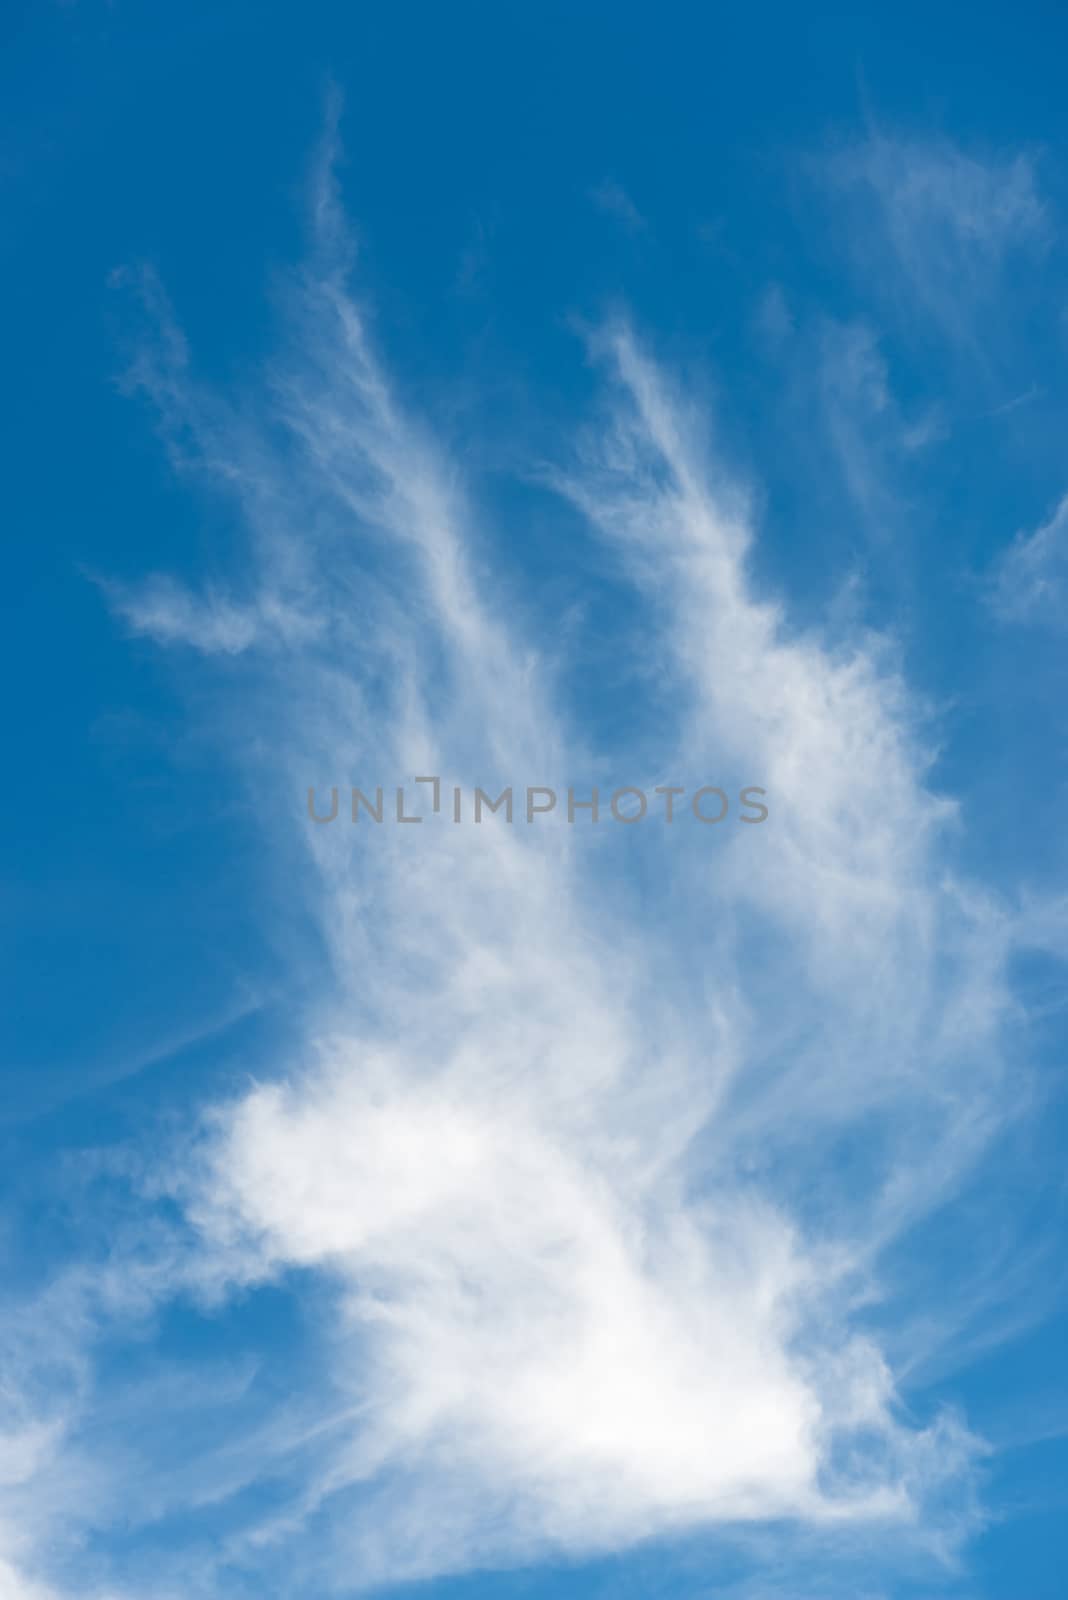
[75,136,1023,1589]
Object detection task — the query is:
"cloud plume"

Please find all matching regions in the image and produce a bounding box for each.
[70,127,1039,1595]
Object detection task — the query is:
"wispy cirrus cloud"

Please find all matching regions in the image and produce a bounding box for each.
[102,573,318,655]
[988,494,1068,624]
[21,118,1046,1598]
[828,133,1046,344]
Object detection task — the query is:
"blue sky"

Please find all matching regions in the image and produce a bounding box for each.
[3,3,1068,1596]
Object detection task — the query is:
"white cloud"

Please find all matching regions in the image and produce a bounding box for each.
[830,135,1045,342]
[104,575,267,654]
[155,233,1020,1591]
[0,1285,144,1600]
[104,573,323,655]
[57,125,1047,1596]
[988,494,1068,623]
[816,319,900,524]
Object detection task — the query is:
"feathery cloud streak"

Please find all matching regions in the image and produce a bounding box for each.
[83,129,1036,1592]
